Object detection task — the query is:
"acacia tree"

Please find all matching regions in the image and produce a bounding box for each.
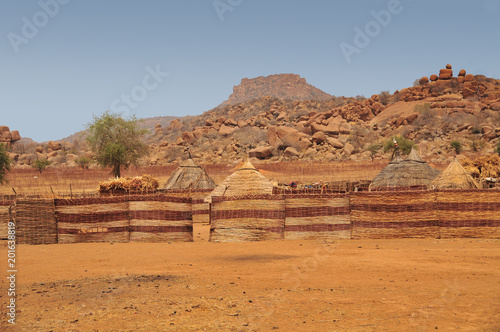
[86,111,149,178]
[0,144,11,184]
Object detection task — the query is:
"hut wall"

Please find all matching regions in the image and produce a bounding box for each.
[129,195,192,242]
[0,200,14,240]
[350,191,439,239]
[436,190,500,238]
[16,199,58,245]
[210,195,285,242]
[284,194,351,241]
[55,197,130,244]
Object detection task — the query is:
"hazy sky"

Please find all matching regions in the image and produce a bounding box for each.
[1,0,499,142]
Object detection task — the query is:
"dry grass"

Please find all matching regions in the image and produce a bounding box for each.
[0,160,446,197]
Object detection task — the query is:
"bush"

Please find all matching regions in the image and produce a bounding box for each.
[0,144,11,184]
[379,90,391,106]
[75,156,92,169]
[383,135,415,155]
[450,140,462,154]
[496,141,500,156]
[367,143,381,161]
[32,159,51,174]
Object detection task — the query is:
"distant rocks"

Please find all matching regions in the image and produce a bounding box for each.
[0,126,21,146]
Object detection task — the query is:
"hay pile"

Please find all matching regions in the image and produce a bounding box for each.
[461,155,500,179]
[99,175,159,193]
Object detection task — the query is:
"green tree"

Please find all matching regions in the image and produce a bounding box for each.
[32,159,51,174]
[383,135,415,155]
[86,111,149,178]
[0,144,11,184]
[367,143,381,161]
[450,140,462,154]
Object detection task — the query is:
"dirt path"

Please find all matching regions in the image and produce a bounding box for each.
[1,233,499,331]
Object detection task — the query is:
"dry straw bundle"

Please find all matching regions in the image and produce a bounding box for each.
[99,174,159,193]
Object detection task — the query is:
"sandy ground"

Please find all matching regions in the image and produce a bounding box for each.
[1,225,499,331]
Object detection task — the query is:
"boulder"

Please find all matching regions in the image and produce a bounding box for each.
[430,74,438,81]
[439,68,453,80]
[284,147,300,158]
[327,137,344,149]
[446,64,452,69]
[218,124,235,136]
[170,119,182,130]
[457,76,464,83]
[1,131,12,141]
[343,142,355,155]
[224,118,238,126]
[406,113,419,123]
[419,77,429,85]
[490,102,500,112]
[0,126,9,134]
[249,146,273,159]
[10,130,20,141]
[464,74,474,82]
[36,146,43,153]
[182,131,195,142]
[311,131,327,144]
[48,141,62,151]
[458,69,466,76]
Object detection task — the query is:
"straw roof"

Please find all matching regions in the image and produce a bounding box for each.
[370,148,441,190]
[432,158,479,189]
[162,156,216,190]
[204,161,273,203]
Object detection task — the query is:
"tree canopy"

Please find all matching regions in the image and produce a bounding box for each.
[0,144,11,185]
[86,111,149,178]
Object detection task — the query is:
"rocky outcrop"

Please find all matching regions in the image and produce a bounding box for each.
[0,126,21,146]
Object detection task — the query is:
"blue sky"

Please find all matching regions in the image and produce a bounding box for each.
[1,0,499,142]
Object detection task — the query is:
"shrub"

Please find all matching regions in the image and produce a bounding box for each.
[32,159,51,174]
[450,140,462,154]
[379,90,391,105]
[383,135,415,155]
[75,156,92,169]
[0,144,11,184]
[496,141,500,156]
[367,143,381,161]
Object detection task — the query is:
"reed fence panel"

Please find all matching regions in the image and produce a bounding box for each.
[129,195,193,242]
[436,190,500,238]
[55,197,129,244]
[210,195,285,242]
[16,199,58,244]
[284,194,350,241]
[0,200,14,240]
[350,191,439,239]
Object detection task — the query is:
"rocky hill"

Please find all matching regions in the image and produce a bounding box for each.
[220,74,333,107]
[6,65,500,169]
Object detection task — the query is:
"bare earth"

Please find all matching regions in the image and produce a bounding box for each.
[1,226,499,331]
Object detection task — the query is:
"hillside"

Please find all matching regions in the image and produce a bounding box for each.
[5,65,500,170]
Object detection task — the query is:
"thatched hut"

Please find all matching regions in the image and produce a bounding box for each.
[204,161,273,203]
[162,156,215,190]
[431,158,479,189]
[369,148,441,190]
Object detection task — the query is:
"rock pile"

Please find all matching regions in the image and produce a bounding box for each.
[0,126,21,147]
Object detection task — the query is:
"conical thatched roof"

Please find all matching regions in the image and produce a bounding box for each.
[162,157,216,190]
[370,148,441,190]
[204,161,273,203]
[432,158,479,189]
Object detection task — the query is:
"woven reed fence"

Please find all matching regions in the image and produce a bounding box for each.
[0,200,14,240]
[55,197,130,244]
[16,199,58,245]
[436,190,500,238]
[350,191,439,239]
[284,194,350,241]
[161,189,212,224]
[129,195,192,242]
[210,195,285,242]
